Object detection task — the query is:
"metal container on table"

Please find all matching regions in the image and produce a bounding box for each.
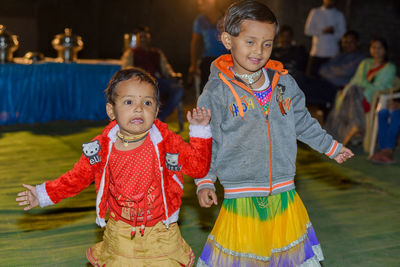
[51,28,83,63]
[0,25,19,63]
[23,52,45,64]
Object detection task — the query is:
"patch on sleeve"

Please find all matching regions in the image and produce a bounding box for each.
[276,84,291,115]
[165,152,182,171]
[82,140,101,165]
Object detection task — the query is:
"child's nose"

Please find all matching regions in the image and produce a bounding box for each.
[253,45,263,55]
[132,101,143,112]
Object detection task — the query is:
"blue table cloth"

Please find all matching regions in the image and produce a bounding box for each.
[0,62,121,125]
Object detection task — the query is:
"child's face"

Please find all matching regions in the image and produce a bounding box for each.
[106,78,158,137]
[222,20,276,75]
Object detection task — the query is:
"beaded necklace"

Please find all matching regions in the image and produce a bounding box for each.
[231,68,263,88]
[117,130,149,147]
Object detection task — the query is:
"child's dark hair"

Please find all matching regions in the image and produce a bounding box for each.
[223,0,279,37]
[105,67,160,107]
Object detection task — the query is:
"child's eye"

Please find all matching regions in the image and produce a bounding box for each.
[247,41,254,45]
[264,43,272,47]
[124,100,132,105]
[144,100,152,106]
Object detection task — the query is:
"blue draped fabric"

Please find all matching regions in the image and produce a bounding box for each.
[0,62,121,125]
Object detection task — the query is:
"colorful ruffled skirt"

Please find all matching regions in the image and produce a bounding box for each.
[197,189,323,266]
[87,219,195,267]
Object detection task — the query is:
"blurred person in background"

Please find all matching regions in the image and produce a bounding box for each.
[121,26,184,122]
[304,0,346,78]
[325,37,396,146]
[271,25,308,75]
[319,30,366,89]
[369,100,400,164]
[188,0,228,92]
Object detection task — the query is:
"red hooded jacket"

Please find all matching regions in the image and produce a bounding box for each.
[36,120,212,228]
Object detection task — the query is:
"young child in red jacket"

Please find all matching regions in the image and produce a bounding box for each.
[16,67,212,266]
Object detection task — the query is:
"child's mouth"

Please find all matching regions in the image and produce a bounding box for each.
[131,118,144,124]
[249,57,261,64]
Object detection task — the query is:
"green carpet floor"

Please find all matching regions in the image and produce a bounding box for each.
[1,119,399,266]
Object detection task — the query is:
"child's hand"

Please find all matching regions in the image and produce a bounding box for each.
[16,184,39,210]
[334,147,354,163]
[198,188,218,208]
[187,107,211,126]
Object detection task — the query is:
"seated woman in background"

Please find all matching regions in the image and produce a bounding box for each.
[369,100,400,164]
[325,37,396,146]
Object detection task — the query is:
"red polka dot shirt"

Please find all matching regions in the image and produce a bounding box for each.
[108,135,164,228]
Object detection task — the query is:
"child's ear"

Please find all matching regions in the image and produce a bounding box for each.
[221,32,232,50]
[154,106,159,119]
[106,103,115,121]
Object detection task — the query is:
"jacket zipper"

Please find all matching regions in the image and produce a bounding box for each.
[221,70,281,194]
[265,72,281,194]
[266,115,273,193]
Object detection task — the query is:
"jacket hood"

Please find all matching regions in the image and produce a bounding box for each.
[210,54,288,119]
[102,120,118,137]
[212,54,288,80]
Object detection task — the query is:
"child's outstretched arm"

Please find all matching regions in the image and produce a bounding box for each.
[198,188,218,208]
[186,107,211,126]
[333,146,354,163]
[16,184,39,211]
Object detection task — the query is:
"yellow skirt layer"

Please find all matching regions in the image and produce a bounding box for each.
[87,219,194,267]
[198,190,323,266]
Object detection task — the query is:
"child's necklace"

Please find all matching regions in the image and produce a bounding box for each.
[231,69,263,88]
[117,130,149,147]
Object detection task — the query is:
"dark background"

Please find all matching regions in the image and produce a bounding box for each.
[1,0,399,75]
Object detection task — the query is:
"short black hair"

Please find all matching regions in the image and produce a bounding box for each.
[343,30,359,41]
[223,0,279,37]
[105,67,160,108]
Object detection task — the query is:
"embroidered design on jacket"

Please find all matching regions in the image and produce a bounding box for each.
[82,140,101,165]
[165,153,182,171]
[276,84,292,115]
[229,95,256,117]
[283,97,292,113]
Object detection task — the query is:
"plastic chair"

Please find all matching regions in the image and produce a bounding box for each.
[366,76,400,156]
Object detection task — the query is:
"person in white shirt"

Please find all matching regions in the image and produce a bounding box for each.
[304,0,346,77]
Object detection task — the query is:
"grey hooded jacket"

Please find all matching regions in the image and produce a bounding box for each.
[195,55,342,199]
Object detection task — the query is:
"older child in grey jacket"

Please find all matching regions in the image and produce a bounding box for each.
[194,1,353,266]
